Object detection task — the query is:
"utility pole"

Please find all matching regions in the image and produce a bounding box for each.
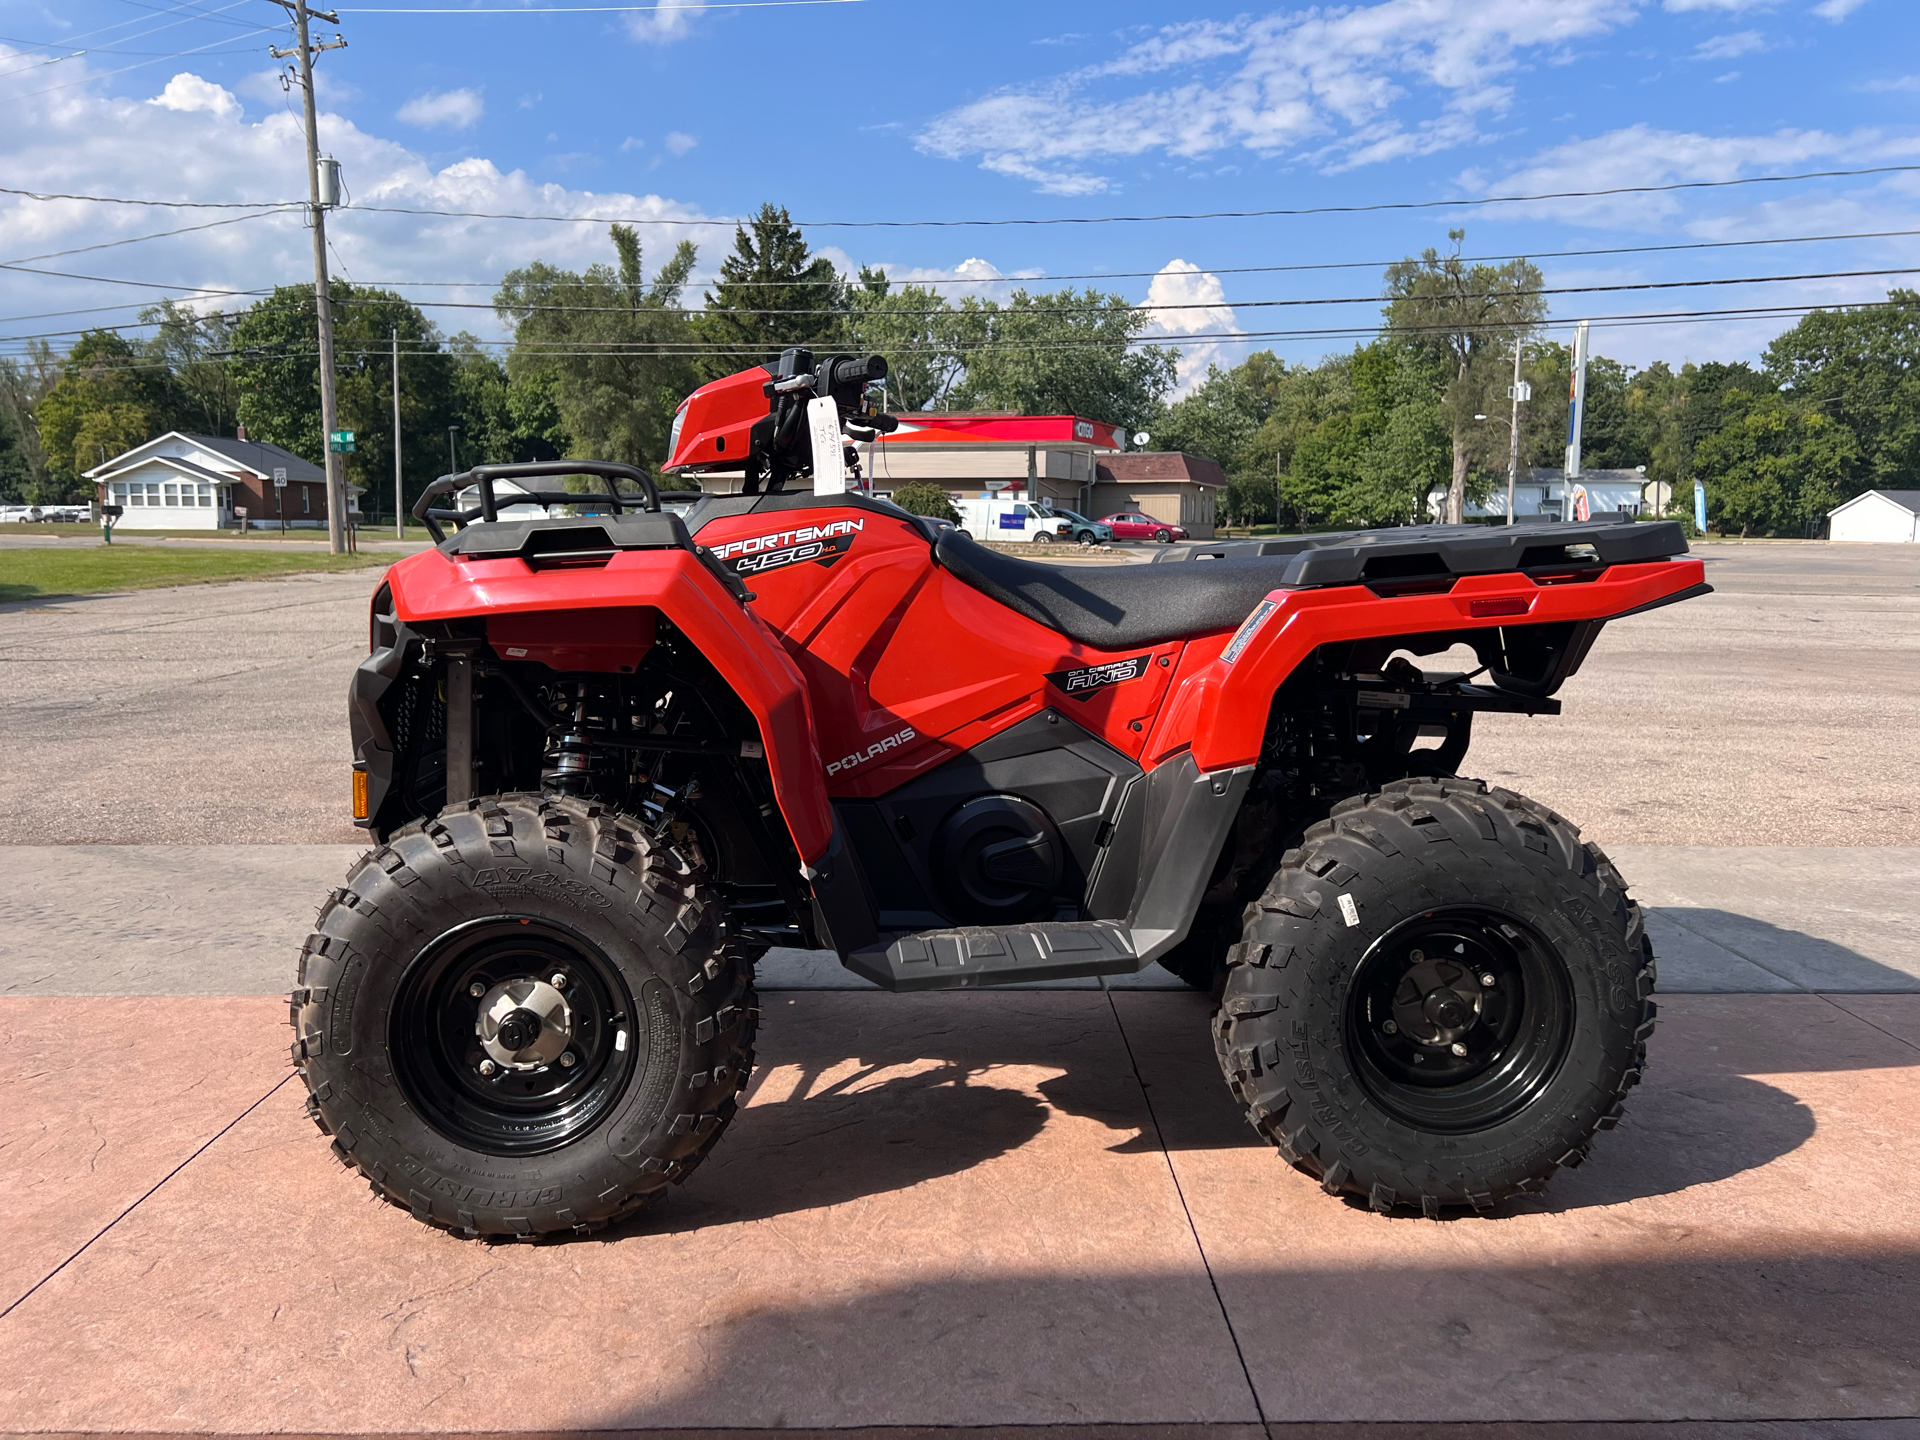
[391,326,404,539]
[270,0,347,554]
[1506,339,1524,526]
[1563,319,1590,522]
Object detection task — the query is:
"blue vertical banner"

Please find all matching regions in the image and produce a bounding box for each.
[1694,480,1707,532]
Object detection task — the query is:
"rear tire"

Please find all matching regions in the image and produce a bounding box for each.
[292,792,757,1238]
[1215,778,1654,1215]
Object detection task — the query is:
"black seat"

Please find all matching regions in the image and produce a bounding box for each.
[934,530,1285,650]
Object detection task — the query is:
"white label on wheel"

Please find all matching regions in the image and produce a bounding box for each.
[614,1028,628,1052]
[1338,893,1359,927]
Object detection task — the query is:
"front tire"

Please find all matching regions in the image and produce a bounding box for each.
[1153,528,1172,544]
[292,793,757,1238]
[1031,531,1054,544]
[1215,779,1653,1215]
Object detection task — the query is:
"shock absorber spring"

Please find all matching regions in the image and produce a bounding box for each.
[542,682,597,795]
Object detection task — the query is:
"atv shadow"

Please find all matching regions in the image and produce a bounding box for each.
[593,973,1909,1236]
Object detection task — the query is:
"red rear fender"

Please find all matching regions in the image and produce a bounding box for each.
[383,547,835,864]
[1165,557,1707,772]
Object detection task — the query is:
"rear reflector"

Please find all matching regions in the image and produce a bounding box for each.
[352,765,368,820]
[1469,596,1533,618]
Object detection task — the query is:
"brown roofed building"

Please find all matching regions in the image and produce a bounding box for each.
[1089,452,1224,539]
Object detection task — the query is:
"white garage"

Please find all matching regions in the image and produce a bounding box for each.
[1828,489,1920,544]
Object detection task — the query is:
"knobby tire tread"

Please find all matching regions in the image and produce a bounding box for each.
[289,792,757,1239]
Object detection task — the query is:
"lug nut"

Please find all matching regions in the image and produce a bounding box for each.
[1382,1020,1398,1035]
[469,982,486,998]
[1410,948,1425,962]
[1480,973,1496,988]
[558,1051,577,1068]
[479,1059,497,1076]
[550,973,568,990]
[1451,1042,1468,1057]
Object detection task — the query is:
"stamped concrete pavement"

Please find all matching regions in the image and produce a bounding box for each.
[2,543,1916,1435]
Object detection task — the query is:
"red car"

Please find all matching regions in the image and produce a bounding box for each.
[1099,510,1187,543]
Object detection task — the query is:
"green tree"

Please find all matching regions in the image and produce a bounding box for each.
[0,341,56,497]
[35,330,171,493]
[1153,352,1297,525]
[841,275,970,412]
[141,300,240,436]
[1764,290,1920,500]
[498,224,701,487]
[952,287,1175,434]
[228,283,455,523]
[448,337,570,467]
[1281,342,1450,527]
[1693,391,1855,537]
[0,399,32,503]
[888,480,960,522]
[1383,230,1546,522]
[697,204,843,377]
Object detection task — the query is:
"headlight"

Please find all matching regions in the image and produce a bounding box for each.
[667,404,687,460]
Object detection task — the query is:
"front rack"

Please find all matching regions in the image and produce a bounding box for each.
[411,460,661,543]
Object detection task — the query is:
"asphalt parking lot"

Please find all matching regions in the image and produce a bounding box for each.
[1,539,1916,1437]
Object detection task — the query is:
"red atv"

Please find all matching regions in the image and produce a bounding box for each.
[295,349,1707,1237]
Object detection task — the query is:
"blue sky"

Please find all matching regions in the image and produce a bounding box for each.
[2,0,1918,387]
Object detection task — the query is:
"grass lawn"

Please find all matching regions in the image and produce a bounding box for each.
[16,523,379,541]
[0,545,388,601]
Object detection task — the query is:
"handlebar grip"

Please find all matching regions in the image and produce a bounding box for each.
[829,354,888,387]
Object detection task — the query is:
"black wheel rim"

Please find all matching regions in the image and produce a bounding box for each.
[390,917,637,1156]
[1345,908,1573,1134]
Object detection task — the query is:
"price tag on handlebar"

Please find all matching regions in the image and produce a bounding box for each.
[808,396,848,495]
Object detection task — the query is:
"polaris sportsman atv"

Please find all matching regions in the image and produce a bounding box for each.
[295,347,1707,1237]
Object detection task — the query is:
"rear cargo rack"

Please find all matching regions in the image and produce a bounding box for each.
[411,460,661,543]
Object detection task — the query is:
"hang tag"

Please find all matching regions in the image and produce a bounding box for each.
[807,397,846,495]
[1338,893,1359,928]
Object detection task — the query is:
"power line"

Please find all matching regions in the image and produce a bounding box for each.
[9,298,1909,362]
[11,263,1917,340]
[0,0,264,60]
[7,162,1920,228]
[347,163,1920,230]
[0,209,297,269]
[339,0,865,10]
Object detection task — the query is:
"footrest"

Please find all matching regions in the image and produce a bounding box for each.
[844,920,1138,991]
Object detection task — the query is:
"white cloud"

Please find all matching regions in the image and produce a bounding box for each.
[624,6,695,44]
[148,73,241,120]
[1693,29,1767,58]
[1862,75,1920,93]
[1714,70,1742,82]
[1456,122,1920,226]
[663,130,697,156]
[1140,260,1242,395]
[619,135,644,152]
[1662,0,1773,11]
[916,0,1637,193]
[0,57,720,350]
[1811,0,1871,17]
[851,255,1043,305]
[397,87,483,131]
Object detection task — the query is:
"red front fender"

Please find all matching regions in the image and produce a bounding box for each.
[385,547,836,865]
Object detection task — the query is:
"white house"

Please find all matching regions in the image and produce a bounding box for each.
[1828,489,1920,544]
[84,431,355,530]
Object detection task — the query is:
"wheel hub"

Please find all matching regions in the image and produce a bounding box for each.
[477,978,572,1069]
[1396,958,1484,1046]
[1346,910,1574,1134]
